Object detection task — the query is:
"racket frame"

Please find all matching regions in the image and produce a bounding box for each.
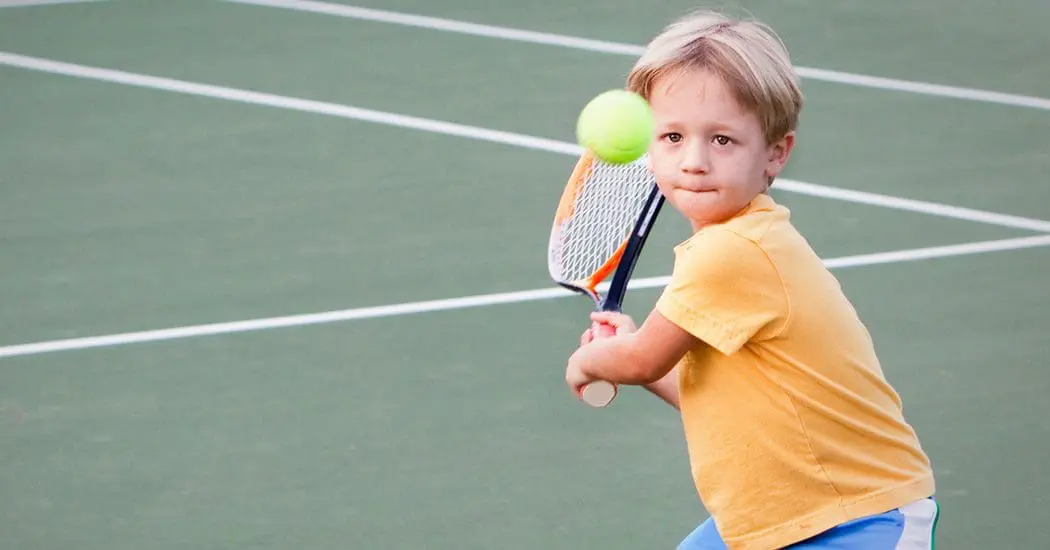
[555,182,664,408]
[548,153,665,408]
[553,181,664,313]
[577,184,663,407]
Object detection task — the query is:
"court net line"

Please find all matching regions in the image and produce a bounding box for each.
[3,234,1050,359]
[3,52,1050,233]
[226,0,1050,112]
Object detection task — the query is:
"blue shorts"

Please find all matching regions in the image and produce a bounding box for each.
[679,498,939,550]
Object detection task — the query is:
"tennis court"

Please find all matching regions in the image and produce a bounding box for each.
[1,0,1048,548]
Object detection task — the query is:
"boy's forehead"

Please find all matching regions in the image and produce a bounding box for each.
[650,69,752,121]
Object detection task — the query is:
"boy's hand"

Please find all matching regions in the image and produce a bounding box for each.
[582,311,638,345]
[565,352,596,397]
[568,311,639,398]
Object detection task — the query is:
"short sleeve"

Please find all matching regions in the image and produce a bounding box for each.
[655,228,788,355]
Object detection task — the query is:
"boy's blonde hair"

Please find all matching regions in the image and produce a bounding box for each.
[627,10,803,145]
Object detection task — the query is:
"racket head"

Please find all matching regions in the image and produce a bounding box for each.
[547,151,657,305]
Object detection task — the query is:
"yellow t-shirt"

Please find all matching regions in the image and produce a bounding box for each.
[655,194,935,550]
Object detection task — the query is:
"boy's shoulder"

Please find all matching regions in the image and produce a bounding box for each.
[676,194,794,256]
[658,194,795,355]
[671,193,827,299]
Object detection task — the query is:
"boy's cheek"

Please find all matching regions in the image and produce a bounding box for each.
[653,180,675,200]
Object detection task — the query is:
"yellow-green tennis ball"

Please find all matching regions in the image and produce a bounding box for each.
[576,90,654,164]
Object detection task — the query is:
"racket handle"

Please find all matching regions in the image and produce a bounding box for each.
[578,321,618,407]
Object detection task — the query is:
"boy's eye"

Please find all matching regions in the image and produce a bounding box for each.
[713,135,732,146]
[663,132,683,143]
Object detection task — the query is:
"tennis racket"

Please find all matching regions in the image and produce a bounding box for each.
[548,150,664,407]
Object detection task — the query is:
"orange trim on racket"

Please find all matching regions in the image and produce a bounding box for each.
[551,151,631,293]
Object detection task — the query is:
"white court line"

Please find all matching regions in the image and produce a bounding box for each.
[0,0,104,8]
[3,52,1050,233]
[225,0,1050,112]
[772,180,1050,233]
[2,234,1050,359]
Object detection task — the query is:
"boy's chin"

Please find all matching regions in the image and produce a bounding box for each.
[677,201,746,229]
[674,190,723,212]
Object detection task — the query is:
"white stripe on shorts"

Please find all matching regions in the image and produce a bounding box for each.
[895,498,939,550]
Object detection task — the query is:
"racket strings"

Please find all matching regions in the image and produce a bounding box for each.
[548,156,655,287]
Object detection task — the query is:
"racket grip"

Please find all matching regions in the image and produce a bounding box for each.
[578,321,618,407]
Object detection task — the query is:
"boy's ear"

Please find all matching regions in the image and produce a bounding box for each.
[765,131,795,179]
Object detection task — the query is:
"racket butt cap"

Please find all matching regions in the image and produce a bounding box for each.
[580,381,617,407]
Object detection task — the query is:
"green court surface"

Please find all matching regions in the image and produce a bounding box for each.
[1,1,1048,548]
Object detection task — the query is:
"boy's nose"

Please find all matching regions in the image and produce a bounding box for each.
[679,143,709,174]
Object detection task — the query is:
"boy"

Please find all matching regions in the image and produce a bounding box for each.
[564,9,938,550]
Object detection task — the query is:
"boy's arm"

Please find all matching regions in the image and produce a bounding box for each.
[567,309,697,402]
[643,366,680,410]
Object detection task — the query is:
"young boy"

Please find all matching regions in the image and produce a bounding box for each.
[564,9,938,550]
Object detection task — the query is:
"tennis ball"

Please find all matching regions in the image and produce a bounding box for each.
[576,89,654,164]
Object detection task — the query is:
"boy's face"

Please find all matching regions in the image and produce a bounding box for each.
[647,68,794,231]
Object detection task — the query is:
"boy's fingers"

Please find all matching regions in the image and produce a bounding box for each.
[591,321,617,338]
[580,328,594,346]
[591,311,628,325]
